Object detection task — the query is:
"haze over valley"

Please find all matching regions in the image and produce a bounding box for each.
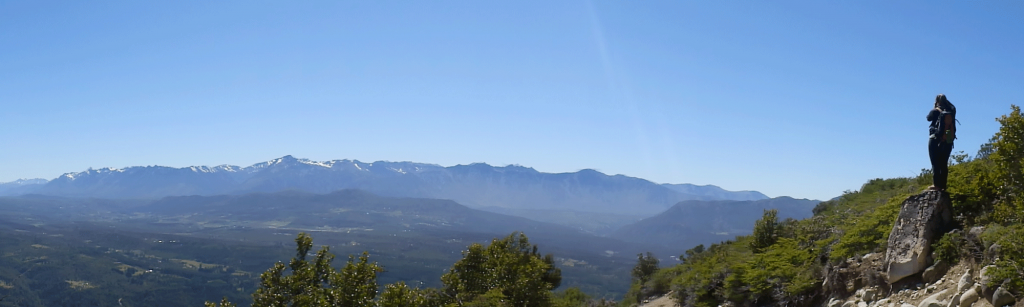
[0,156,816,304]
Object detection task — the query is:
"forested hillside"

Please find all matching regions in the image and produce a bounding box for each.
[621,105,1024,307]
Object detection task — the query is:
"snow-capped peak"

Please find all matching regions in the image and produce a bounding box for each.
[296,159,335,168]
[187,165,242,173]
[59,167,125,181]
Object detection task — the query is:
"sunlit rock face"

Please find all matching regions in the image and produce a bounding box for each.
[885,190,954,284]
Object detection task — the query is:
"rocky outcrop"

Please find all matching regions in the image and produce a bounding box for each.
[885,190,955,283]
[828,258,1014,307]
[824,253,887,298]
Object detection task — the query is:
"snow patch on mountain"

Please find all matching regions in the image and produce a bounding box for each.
[188,165,242,173]
[59,167,126,181]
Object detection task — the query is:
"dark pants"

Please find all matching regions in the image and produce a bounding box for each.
[929,138,954,189]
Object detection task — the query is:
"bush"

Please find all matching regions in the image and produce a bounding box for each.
[830,193,904,260]
[980,225,1024,296]
[750,209,779,253]
[441,232,562,307]
[932,230,964,264]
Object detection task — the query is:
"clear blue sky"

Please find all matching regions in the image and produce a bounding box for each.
[2,1,1021,200]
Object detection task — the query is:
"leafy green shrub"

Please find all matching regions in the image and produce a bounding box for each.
[932,231,964,265]
[830,192,904,260]
[946,159,999,223]
[739,238,818,303]
[979,226,1024,295]
[670,241,746,307]
[620,262,676,307]
[552,287,588,307]
[645,266,676,297]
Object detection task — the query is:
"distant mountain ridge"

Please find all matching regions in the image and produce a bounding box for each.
[0,178,49,196]
[4,156,770,216]
[610,197,820,250]
[661,183,768,201]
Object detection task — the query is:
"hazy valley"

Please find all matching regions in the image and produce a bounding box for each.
[0,157,817,305]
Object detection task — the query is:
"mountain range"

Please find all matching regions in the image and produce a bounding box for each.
[0,178,48,196]
[2,156,769,216]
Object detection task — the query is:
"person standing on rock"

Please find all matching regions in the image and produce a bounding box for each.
[927,94,956,191]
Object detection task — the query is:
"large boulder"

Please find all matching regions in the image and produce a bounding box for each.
[828,298,843,307]
[960,285,981,307]
[992,286,1016,307]
[958,270,974,293]
[885,190,955,283]
[863,287,878,302]
[923,260,950,284]
[980,265,997,296]
[918,289,949,307]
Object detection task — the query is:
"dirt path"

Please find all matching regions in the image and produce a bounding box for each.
[638,294,679,307]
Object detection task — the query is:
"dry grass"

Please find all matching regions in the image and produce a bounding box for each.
[115,264,148,277]
[65,280,96,290]
[172,259,222,270]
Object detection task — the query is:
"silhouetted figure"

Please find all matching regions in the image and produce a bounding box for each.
[927,94,956,190]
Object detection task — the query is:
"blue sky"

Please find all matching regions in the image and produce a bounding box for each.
[1,1,1021,200]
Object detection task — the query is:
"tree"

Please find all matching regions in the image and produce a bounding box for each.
[993,105,1024,191]
[630,252,659,284]
[207,232,568,307]
[990,105,1024,223]
[377,281,434,307]
[206,232,383,307]
[750,209,779,253]
[441,232,562,307]
[680,244,704,264]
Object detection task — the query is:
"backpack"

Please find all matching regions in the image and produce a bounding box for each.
[935,108,957,144]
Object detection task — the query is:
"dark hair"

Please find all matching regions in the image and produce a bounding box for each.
[934,94,951,111]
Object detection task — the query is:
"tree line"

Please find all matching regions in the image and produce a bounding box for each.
[207,231,616,307]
